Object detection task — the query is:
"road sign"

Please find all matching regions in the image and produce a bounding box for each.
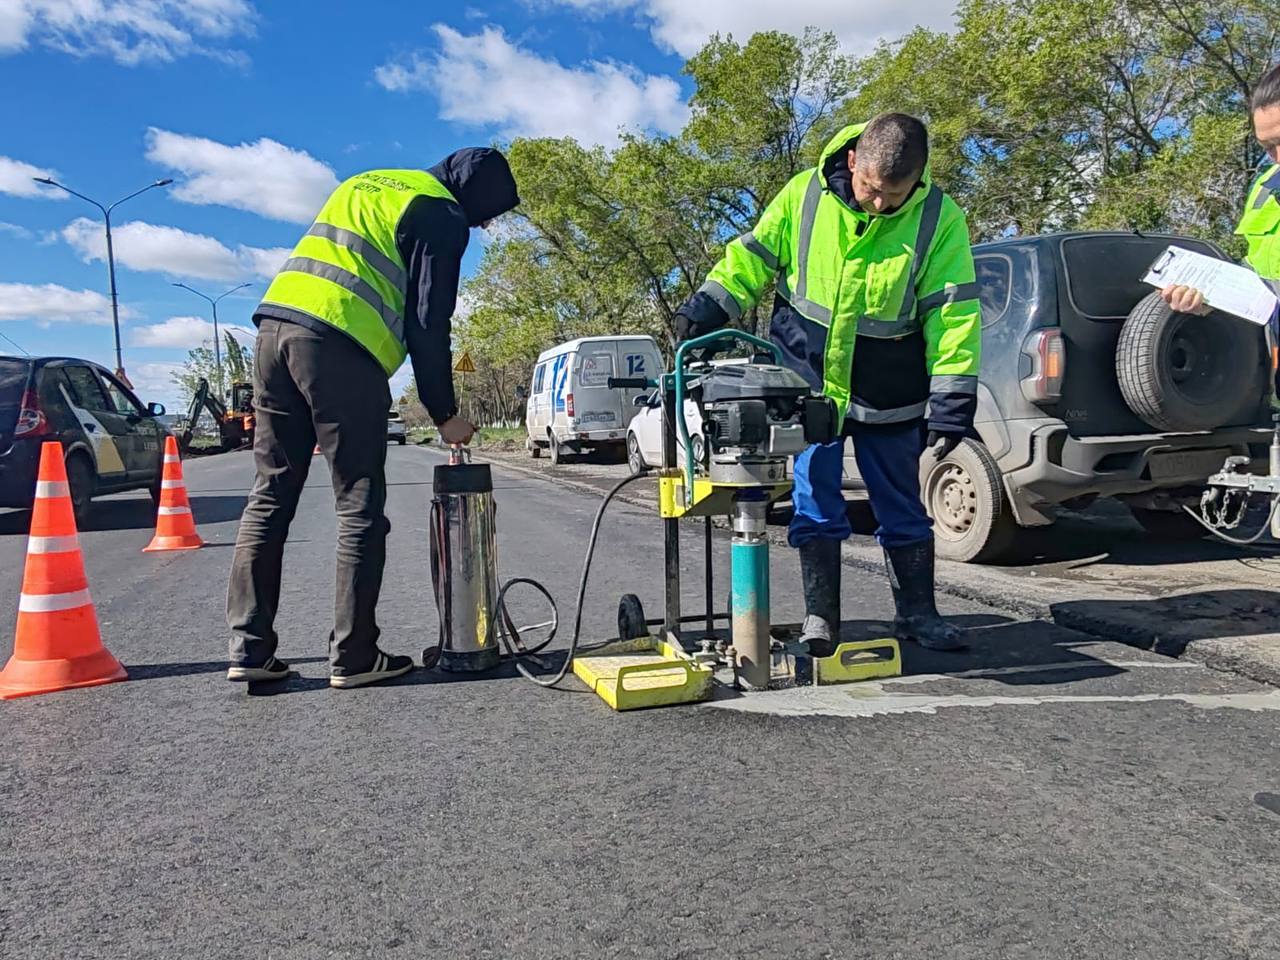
[454,351,476,374]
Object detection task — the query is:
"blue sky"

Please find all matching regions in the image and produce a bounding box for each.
[0,0,951,407]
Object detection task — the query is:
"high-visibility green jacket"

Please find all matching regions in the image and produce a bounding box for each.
[260,169,457,376]
[684,123,982,432]
[1238,163,1280,284]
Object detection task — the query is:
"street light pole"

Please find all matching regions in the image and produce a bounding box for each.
[33,176,173,385]
[172,282,253,399]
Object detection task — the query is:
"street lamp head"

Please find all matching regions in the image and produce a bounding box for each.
[32,177,55,185]
[155,179,174,187]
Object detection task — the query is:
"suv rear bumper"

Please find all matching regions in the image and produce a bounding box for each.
[1002,421,1271,525]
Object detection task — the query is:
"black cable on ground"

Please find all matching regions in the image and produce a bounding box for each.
[486,471,649,688]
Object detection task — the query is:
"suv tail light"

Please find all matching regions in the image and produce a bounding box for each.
[566,392,575,419]
[1020,329,1065,403]
[14,389,50,438]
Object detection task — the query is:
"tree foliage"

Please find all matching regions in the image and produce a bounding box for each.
[171,331,253,404]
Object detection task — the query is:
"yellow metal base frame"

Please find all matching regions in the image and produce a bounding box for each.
[572,637,714,711]
[658,472,791,519]
[813,638,902,685]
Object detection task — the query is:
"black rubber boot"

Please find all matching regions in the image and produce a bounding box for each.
[799,539,842,658]
[884,540,966,651]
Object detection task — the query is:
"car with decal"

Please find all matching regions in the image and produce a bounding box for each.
[0,356,172,521]
[525,335,663,464]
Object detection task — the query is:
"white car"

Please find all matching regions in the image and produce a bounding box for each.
[626,391,705,474]
[386,410,407,445]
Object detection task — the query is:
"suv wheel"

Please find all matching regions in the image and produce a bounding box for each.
[921,439,1017,563]
[1117,291,1263,432]
[65,453,95,525]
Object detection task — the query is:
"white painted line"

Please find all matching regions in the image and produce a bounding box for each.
[27,534,80,555]
[158,506,191,516]
[35,480,70,498]
[706,685,1280,719]
[19,588,92,613]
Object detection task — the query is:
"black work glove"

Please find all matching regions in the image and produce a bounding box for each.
[927,430,962,460]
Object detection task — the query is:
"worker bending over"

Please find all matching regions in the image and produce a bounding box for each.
[226,150,519,688]
[676,114,981,654]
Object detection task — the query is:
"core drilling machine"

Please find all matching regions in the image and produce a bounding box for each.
[424,329,904,706]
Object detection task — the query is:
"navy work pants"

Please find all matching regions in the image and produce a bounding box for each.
[788,419,933,549]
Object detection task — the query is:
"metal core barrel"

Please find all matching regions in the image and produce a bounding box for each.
[431,460,501,672]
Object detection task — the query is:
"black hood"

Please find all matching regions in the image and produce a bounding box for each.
[429,147,520,227]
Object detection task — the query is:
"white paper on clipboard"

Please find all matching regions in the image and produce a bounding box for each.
[1142,245,1278,326]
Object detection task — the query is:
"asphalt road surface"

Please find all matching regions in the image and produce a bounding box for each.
[2,446,1280,959]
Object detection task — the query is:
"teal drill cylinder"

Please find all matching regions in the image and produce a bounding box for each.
[731,498,771,689]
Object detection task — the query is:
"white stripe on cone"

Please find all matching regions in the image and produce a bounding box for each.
[19,588,93,613]
[35,480,70,498]
[160,480,184,490]
[164,455,180,463]
[27,534,80,554]
[158,506,191,516]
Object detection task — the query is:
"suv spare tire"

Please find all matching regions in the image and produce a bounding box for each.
[1116,291,1264,432]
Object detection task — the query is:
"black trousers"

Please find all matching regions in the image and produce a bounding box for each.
[226,318,393,672]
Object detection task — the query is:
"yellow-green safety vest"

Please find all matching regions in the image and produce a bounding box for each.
[1237,163,1280,283]
[261,169,458,376]
[701,122,981,422]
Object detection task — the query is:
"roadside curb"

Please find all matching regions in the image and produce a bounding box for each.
[453,448,1280,689]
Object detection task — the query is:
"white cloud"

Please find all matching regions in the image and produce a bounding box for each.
[62,216,286,282]
[131,315,256,348]
[145,128,338,224]
[544,0,956,57]
[0,221,34,240]
[125,361,186,403]
[374,24,688,146]
[0,282,119,325]
[0,1,257,65]
[0,155,65,198]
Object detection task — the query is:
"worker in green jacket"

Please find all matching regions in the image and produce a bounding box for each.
[1162,63,1280,317]
[676,114,982,653]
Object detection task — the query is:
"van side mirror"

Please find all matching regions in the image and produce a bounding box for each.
[147,402,166,417]
[632,395,648,408]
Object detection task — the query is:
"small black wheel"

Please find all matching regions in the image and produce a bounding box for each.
[617,594,647,640]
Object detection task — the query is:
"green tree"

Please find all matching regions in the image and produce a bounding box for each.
[171,331,255,404]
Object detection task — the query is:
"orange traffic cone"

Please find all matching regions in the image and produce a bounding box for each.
[144,436,204,552]
[0,442,127,699]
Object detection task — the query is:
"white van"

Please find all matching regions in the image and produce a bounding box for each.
[525,335,663,463]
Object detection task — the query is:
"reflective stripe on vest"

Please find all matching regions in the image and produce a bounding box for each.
[260,169,457,376]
